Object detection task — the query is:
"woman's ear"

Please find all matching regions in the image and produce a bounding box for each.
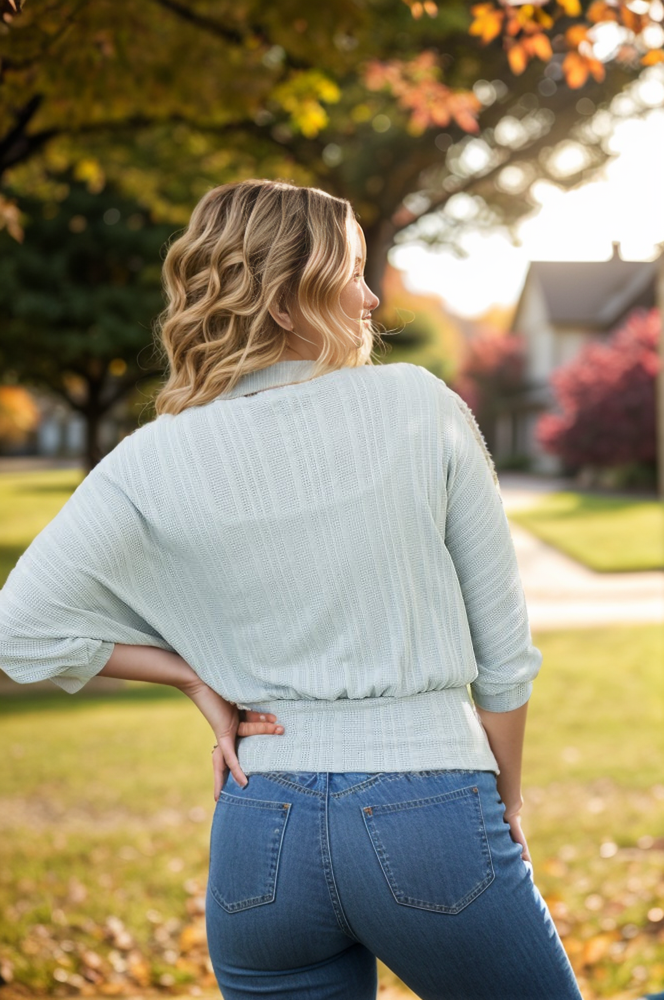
[268,302,294,332]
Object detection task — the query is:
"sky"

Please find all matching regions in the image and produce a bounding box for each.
[390,94,664,320]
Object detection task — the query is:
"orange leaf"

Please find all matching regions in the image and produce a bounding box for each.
[507,41,529,74]
[566,24,590,47]
[179,924,207,952]
[562,50,589,87]
[0,195,24,242]
[505,9,523,36]
[581,932,619,965]
[529,32,553,61]
[469,3,505,44]
[587,1,618,22]
[641,49,664,65]
[619,5,644,33]
[448,91,482,133]
[563,936,585,959]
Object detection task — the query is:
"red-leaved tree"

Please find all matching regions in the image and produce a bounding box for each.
[452,330,526,453]
[537,307,660,470]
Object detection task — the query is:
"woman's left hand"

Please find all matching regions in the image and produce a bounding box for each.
[178,675,283,798]
[503,811,532,865]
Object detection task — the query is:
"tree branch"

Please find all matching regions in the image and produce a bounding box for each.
[147,0,313,70]
[0,111,295,178]
[0,0,91,82]
[147,0,246,46]
[397,90,613,236]
[0,95,59,174]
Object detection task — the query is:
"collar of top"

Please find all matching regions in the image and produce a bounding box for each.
[216,359,324,400]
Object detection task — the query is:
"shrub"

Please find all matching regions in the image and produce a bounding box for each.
[536,307,660,470]
[451,329,526,451]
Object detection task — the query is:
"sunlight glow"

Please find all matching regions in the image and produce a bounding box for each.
[391,106,664,319]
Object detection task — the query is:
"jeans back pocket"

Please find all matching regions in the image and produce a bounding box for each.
[208,790,292,913]
[361,783,494,914]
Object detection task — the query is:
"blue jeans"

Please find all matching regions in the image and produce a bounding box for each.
[205,769,584,1000]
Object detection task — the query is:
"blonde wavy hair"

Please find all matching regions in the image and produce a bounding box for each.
[152,179,382,416]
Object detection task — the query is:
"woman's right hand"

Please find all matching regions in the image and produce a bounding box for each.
[178,673,285,796]
[238,708,284,738]
[503,810,532,865]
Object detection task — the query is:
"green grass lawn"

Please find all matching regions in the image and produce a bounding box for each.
[507,490,664,572]
[1,624,663,999]
[0,468,86,586]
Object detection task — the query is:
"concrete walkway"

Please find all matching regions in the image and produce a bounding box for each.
[499,473,664,631]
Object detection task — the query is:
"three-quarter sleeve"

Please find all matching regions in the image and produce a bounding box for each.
[0,456,176,694]
[442,387,542,712]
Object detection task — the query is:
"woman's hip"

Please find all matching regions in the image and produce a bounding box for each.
[205,768,582,998]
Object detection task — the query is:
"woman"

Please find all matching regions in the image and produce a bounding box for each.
[0,179,584,1000]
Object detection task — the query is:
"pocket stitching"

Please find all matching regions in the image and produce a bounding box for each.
[251,773,322,797]
[365,783,482,815]
[218,789,290,809]
[361,785,495,914]
[209,797,292,913]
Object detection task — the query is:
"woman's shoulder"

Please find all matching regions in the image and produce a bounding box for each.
[86,417,166,489]
[365,361,460,409]
[372,364,498,482]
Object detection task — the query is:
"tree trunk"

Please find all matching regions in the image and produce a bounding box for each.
[362,217,397,312]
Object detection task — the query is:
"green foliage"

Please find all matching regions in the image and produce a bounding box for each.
[0,0,639,297]
[0,175,174,465]
[0,175,171,380]
[494,452,531,472]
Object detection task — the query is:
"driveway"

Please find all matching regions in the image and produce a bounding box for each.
[499,473,664,631]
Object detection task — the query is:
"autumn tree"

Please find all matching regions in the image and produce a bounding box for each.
[2,0,663,472]
[0,385,40,452]
[1,0,662,298]
[536,306,660,483]
[0,175,173,470]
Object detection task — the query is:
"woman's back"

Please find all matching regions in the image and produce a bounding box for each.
[0,356,541,775]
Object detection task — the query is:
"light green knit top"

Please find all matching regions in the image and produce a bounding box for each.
[0,360,542,774]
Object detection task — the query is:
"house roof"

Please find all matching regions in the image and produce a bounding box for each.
[514,243,663,331]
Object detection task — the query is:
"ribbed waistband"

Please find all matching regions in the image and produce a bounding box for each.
[235,687,500,775]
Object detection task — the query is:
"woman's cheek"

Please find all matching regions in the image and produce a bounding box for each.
[340,284,362,319]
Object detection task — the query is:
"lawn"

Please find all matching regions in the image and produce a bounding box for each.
[1,624,663,1000]
[0,468,87,586]
[507,490,664,572]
